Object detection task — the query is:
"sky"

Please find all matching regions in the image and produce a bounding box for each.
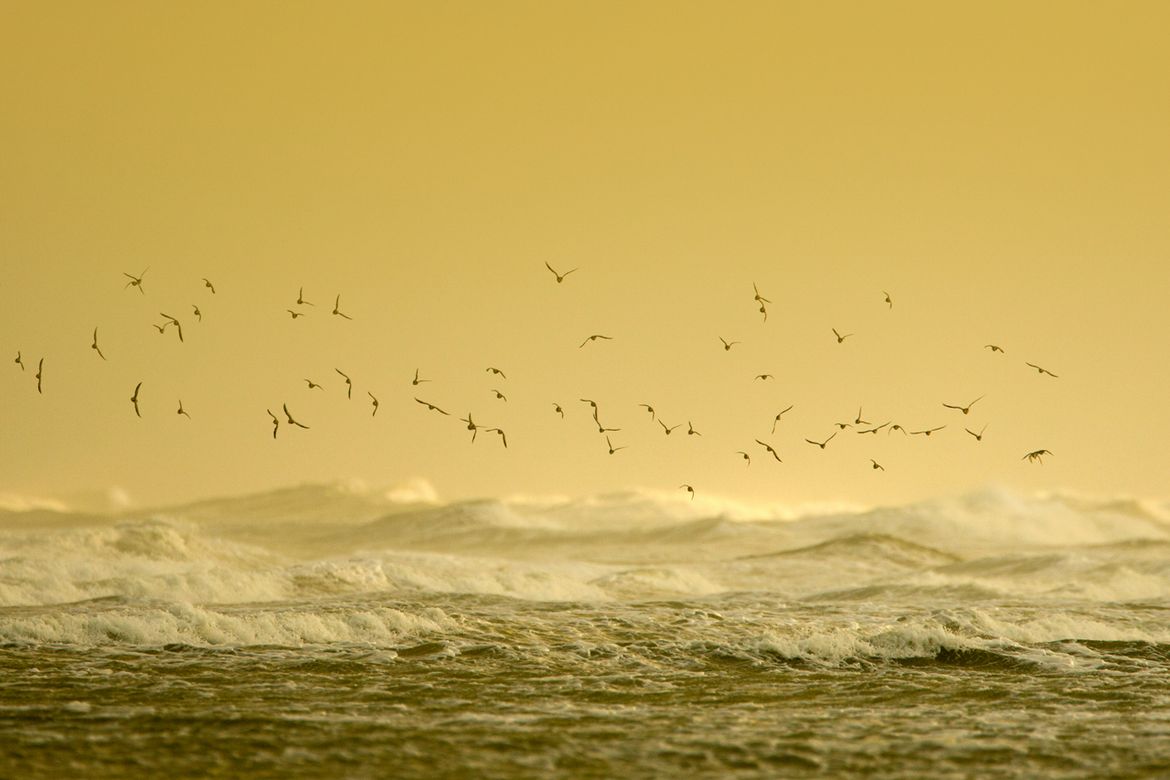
[2,1,1168,510]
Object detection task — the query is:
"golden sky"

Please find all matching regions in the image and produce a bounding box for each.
[2,1,1168,509]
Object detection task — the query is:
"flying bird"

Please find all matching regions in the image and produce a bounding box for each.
[888,424,909,436]
[1022,449,1053,464]
[160,313,184,342]
[639,403,656,419]
[755,439,782,462]
[659,420,681,435]
[332,295,352,320]
[1025,362,1059,378]
[752,283,771,304]
[755,374,774,381]
[130,382,142,417]
[736,451,751,466]
[460,413,479,442]
[486,428,508,448]
[719,337,740,352]
[91,328,106,360]
[832,328,853,344]
[553,403,564,418]
[606,436,626,455]
[177,400,190,418]
[857,422,890,435]
[910,426,946,436]
[758,302,768,322]
[805,432,837,449]
[14,351,24,371]
[305,379,323,390]
[491,389,507,401]
[943,395,984,415]
[870,459,885,471]
[123,267,148,293]
[415,398,449,415]
[883,291,893,309]
[965,424,988,442]
[680,484,695,500]
[368,392,380,416]
[412,369,430,386]
[985,344,1004,353]
[487,367,507,379]
[283,403,309,429]
[579,334,613,348]
[267,409,279,438]
[202,278,216,294]
[855,407,869,425]
[772,405,794,433]
[580,398,597,411]
[192,304,202,322]
[286,309,304,319]
[296,287,314,306]
[335,369,352,399]
[152,322,169,335]
[35,358,43,394]
[687,421,701,436]
[544,262,578,283]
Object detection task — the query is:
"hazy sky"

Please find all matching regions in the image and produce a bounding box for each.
[2,2,1168,509]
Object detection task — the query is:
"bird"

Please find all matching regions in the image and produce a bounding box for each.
[758,301,768,322]
[857,422,890,435]
[855,407,869,425]
[832,328,853,343]
[130,382,142,417]
[755,374,774,381]
[805,432,837,449]
[35,358,43,394]
[834,421,854,430]
[282,403,309,429]
[412,369,430,386]
[160,313,183,342]
[296,287,314,306]
[687,421,701,436]
[491,389,507,401]
[486,428,508,448]
[910,426,946,436]
[752,283,771,304]
[415,398,449,415]
[965,424,988,442]
[1022,449,1053,464]
[544,262,578,283]
[659,420,681,435]
[772,405,794,433]
[202,278,216,294]
[1025,362,1059,378]
[639,403,656,419]
[579,334,613,348]
[152,322,169,335]
[487,367,507,379]
[736,451,751,466]
[605,436,626,455]
[870,459,885,471]
[888,424,909,436]
[192,304,202,322]
[460,413,479,442]
[91,328,106,360]
[177,400,190,418]
[368,392,380,416]
[14,351,23,371]
[286,309,304,319]
[680,484,695,500]
[332,295,352,320]
[719,337,740,351]
[304,379,323,390]
[883,291,893,309]
[553,403,564,418]
[123,267,148,293]
[943,395,984,415]
[985,344,1004,353]
[335,369,352,399]
[267,409,279,438]
[580,398,598,412]
[755,439,782,462]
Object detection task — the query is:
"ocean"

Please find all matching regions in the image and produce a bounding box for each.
[1,484,1168,778]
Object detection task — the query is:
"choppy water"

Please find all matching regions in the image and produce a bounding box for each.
[2,485,1169,778]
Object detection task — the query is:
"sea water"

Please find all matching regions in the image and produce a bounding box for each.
[1,485,1168,778]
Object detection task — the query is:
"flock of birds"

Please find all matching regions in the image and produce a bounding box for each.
[11,262,1058,501]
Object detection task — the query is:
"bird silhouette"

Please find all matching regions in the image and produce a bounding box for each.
[177,400,190,418]
[680,484,695,500]
[487,367,507,379]
[486,427,508,448]
[286,309,304,319]
[910,426,946,436]
[580,398,598,412]
[160,313,183,342]
[14,351,24,371]
[736,451,751,466]
[752,283,771,304]
[755,374,774,381]
[943,395,984,415]
[719,337,741,352]
[755,439,782,462]
[832,328,853,344]
[305,379,323,390]
[805,432,837,449]
[267,409,279,438]
[491,389,507,401]
[415,398,449,415]
[296,287,314,306]
[854,407,869,425]
[130,382,142,417]
[553,403,564,418]
[659,420,681,435]
[282,403,309,429]
[35,358,43,394]
[579,334,613,348]
[965,424,988,442]
[91,328,107,360]
[544,262,578,283]
[412,369,430,386]
[1025,362,1059,378]
[123,267,148,293]
[639,403,656,419]
[192,304,202,322]
[687,421,702,436]
[883,291,893,309]
[202,278,216,294]
[1023,449,1053,463]
[335,369,352,399]
[888,424,909,436]
[857,422,890,434]
[460,413,479,442]
[368,392,380,416]
[332,295,352,320]
[772,405,794,433]
[870,459,885,471]
[606,436,626,454]
[985,344,1004,353]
